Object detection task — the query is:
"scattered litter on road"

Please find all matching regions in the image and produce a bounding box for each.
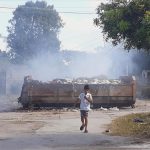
[100,107,108,111]
[109,107,119,111]
[105,129,110,133]
[71,109,79,112]
[62,108,68,111]
[133,118,144,123]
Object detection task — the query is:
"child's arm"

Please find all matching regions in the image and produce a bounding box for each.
[84,94,93,104]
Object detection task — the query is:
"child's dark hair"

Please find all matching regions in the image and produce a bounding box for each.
[84,84,90,90]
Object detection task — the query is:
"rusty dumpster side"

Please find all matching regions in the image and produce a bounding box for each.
[19,76,136,108]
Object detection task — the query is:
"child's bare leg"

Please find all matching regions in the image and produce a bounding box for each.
[84,116,88,132]
[81,116,85,126]
[80,116,85,130]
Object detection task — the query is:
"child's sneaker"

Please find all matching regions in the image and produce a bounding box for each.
[80,125,84,131]
[84,130,88,133]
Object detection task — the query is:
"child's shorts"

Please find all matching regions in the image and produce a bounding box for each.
[80,110,89,117]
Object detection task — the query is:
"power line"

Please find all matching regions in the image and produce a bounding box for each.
[0,6,96,14]
[0,6,14,10]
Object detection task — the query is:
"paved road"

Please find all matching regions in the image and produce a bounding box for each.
[0,133,150,150]
[0,100,150,150]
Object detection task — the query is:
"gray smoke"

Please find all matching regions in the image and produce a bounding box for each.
[23,43,137,81]
[0,42,141,111]
[0,96,19,112]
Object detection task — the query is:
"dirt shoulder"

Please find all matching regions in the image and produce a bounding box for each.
[0,99,150,150]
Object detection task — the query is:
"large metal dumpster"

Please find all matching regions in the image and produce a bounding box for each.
[18,76,136,108]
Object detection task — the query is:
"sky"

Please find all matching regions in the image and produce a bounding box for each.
[0,0,106,52]
[0,0,140,82]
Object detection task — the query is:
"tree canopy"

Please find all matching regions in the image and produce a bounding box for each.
[94,0,150,52]
[7,1,63,63]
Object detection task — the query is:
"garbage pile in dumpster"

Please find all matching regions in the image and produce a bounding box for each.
[49,77,121,84]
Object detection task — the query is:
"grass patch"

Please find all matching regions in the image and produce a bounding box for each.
[110,112,150,138]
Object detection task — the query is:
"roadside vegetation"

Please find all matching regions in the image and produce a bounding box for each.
[109,113,150,138]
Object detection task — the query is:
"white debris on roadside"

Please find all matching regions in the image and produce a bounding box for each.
[95,106,120,111]
[60,108,79,112]
[100,106,108,111]
[71,109,79,112]
[62,107,68,111]
[109,107,119,111]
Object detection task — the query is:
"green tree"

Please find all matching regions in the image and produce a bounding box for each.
[7,1,63,63]
[94,0,150,52]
